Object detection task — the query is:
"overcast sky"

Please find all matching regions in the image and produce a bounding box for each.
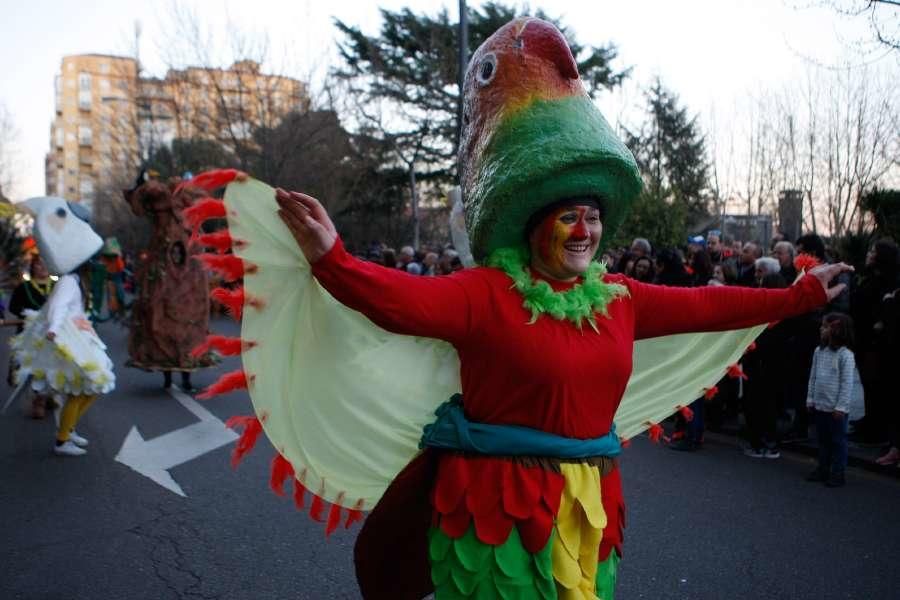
[0,0,894,200]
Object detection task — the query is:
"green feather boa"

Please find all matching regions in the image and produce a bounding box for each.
[486,245,628,330]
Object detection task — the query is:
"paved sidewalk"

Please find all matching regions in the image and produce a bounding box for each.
[702,417,900,478]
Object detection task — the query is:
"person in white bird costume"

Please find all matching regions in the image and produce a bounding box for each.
[9,197,115,457]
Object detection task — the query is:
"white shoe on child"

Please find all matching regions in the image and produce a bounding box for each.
[69,430,88,447]
[54,440,87,457]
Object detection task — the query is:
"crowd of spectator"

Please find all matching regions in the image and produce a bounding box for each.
[352,242,465,276]
[352,229,900,475]
[608,230,899,473]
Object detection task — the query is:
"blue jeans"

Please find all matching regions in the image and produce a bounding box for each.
[813,409,848,475]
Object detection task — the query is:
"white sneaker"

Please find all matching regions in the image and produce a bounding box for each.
[69,430,89,447]
[54,440,86,456]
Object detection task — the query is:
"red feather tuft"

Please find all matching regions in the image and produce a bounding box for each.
[620,438,632,449]
[223,415,262,469]
[190,334,252,358]
[794,253,821,273]
[293,478,308,510]
[309,494,327,522]
[196,230,234,254]
[182,198,226,232]
[727,363,748,380]
[344,498,365,529]
[197,369,248,399]
[745,341,757,353]
[196,254,253,282]
[703,386,719,400]
[269,454,295,497]
[325,503,342,536]
[647,423,665,444]
[344,509,364,528]
[678,405,694,421]
[185,169,243,192]
[210,286,245,320]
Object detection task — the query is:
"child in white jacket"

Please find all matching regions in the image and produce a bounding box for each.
[805,312,855,487]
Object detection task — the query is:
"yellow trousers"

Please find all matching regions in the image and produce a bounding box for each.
[56,394,97,442]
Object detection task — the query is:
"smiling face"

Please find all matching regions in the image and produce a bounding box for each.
[528,204,602,281]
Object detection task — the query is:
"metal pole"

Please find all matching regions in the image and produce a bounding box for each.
[457,0,468,155]
[410,166,419,251]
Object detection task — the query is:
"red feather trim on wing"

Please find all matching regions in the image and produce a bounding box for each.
[293,478,308,510]
[620,438,631,449]
[210,286,245,320]
[704,386,719,400]
[209,286,263,321]
[197,369,248,399]
[647,422,667,444]
[344,499,365,529]
[223,415,262,469]
[726,363,748,380]
[190,334,253,358]
[745,341,757,353]
[196,230,234,254]
[325,494,344,536]
[196,253,256,282]
[182,198,226,232]
[179,169,246,193]
[270,453,295,497]
[678,405,694,421]
[310,494,327,522]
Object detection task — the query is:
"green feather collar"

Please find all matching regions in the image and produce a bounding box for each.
[486,246,628,330]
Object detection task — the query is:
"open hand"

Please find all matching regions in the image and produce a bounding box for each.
[807,262,854,303]
[275,189,337,264]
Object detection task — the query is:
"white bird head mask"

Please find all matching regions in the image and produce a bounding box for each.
[24,197,103,275]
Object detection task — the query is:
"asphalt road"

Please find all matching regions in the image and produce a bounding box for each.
[1,317,898,600]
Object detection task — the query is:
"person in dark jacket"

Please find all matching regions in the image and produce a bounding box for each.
[654,248,693,287]
[743,272,790,458]
[851,239,900,443]
[6,253,54,418]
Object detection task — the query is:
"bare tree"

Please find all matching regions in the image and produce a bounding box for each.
[154,3,308,172]
[0,102,20,200]
[715,60,899,236]
[802,0,900,52]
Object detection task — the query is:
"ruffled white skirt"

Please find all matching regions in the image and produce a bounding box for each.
[10,308,115,396]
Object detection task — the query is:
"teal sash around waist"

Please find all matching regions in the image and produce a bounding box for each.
[419,394,621,458]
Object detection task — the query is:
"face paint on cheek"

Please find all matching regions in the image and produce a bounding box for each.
[535,207,586,271]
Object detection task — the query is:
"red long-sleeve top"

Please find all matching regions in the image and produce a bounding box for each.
[312,238,827,440]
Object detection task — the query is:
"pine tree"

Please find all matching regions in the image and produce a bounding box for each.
[332,2,631,187]
[624,78,711,227]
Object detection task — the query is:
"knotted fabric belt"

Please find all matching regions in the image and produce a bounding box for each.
[420,394,621,459]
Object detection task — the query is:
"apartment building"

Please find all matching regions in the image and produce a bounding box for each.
[46,54,307,208]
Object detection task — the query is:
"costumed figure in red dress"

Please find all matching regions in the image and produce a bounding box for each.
[186,18,851,599]
[123,171,214,391]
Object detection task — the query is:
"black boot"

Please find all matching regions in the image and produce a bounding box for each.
[180,372,197,394]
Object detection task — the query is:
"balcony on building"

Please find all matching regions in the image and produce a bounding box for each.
[78,126,93,147]
[78,91,92,111]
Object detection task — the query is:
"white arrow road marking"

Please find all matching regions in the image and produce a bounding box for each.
[115,385,238,496]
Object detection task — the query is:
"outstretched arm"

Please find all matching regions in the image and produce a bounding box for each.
[275,189,478,343]
[628,264,852,340]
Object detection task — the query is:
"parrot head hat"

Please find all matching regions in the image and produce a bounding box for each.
[24,196,103,275]
[459,17,642,261]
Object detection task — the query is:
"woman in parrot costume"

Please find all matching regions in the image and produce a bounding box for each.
[185,18,850,600]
